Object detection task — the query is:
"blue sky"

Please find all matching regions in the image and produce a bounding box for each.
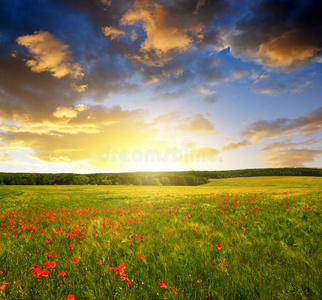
[0,0,321,173]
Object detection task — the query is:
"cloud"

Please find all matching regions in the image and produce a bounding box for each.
[259,148,322,167]
[52,106,78,119]
[258,31,317,69]
[140,50,224,86]
[119,0,193,66]
[74,104,89,112]
[0,105,218,170]
[253,73,315,96]
[222,139,251,151]
[16,30,84,79]
[224,67,250,82]
[225,0,322,71]
[243,107,322,143]
[154,112,216,134]
[181,114,216,134]
[260,138,319,151]
[52,104,89,119]
[101,26,125,40]
[222,107,322,152]
[100,0,228,70]
[0,151,17,163]
[193,86,219,104]
[258,137,322,167]
[71,83,88,93]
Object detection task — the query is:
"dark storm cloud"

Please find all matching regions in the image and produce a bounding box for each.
[225,0,322,70]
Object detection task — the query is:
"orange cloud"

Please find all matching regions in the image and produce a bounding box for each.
[119,0,193,66]
[101,26,125,40]
[258,31,317,70]
[52,104,89,120]
[16,30,84,79]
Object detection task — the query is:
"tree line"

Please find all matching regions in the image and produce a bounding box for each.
[0,168,320,186]
[186,167,322,178]
[0,172,208,186]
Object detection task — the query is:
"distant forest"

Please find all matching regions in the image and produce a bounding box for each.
[0,168,320,186]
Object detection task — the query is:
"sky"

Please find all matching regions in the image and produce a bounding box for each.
[0,0,321,173]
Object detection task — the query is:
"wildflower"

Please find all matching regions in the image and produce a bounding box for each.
[72,258,79,263]
[241,227,246,231]
[197,279,202,283]
[97,260,102,265]
[140,236,144,240]
[47,253,57,260]
[44,261,56,269]
[158,280,168,288]
[59,271,66,277]
[216,243,222,250]
[46,238,51,243]
[42,269,49,277]
[0,280,7,290]
[139,255,143,259]
[167,232,171,236]
[67,295,75,300]
[69,244,75,249]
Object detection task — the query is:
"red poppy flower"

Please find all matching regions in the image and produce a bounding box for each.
[47,253,57,260]
[69,244,75,249]
[140,236,144,240]
[216,243,222,250]
[46,238,51,243]
[139,255,143,259]
[59,271,66,277]
[0,280,7,290]
[197,279,202,283]
[40,230,44,235]
[158,280,168,288]
[72,257,79,263]
[167,232,171,236]
[173,289,179,295]
[42,269,49,277]
[97,260,102,265]
[67,295,75,300]
[44,261,56,269]
[241,227,246,231]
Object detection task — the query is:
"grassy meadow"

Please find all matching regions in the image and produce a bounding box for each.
[0,176,321,299]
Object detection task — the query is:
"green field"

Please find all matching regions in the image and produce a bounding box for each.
[0,177,321,299]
